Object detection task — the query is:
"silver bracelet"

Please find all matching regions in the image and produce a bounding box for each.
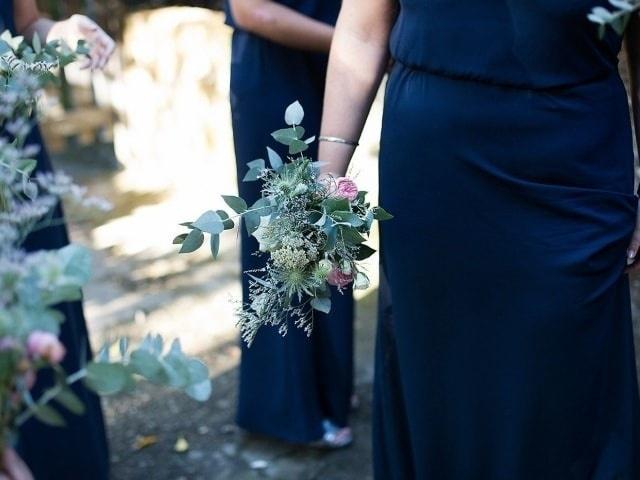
[318,135,359,147]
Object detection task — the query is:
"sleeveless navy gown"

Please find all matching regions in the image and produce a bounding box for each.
[375,1,640,479]
[225,0,355,443]
[0,4,109,479]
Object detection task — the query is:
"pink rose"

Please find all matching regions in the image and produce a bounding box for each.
[26,331,66,364]
[327,266,353,288]
[334,177,359,202]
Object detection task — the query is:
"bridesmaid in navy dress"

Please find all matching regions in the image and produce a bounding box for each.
[225,0,355,446]
[320,0,640,478]
[1,2,115,478]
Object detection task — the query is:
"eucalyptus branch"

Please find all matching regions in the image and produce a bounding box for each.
[14,369,87,427]
[588,0,640,36]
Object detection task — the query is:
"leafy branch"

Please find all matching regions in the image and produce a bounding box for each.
[588,0,640,36]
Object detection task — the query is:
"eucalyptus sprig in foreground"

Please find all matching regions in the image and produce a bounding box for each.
[0,32,212,456]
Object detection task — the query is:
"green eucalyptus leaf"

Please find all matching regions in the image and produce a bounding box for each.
[18,159,37,175]
[307,211,324,224]
[289,139,309,155]
[310,297,331,314]
[243,167,263,182]
[244,198,271,236]
[180,228,204,253]
[271,126,305,145]
[54,388,86,415]
[222,195,248,214]
[161,340,190,388]
[267,147,283,170]
[184,358,212,401]
[173,233,188,244]
[33,404,66,427]
[323,222,338,251]
[193,210,224,235]
[0,40,12,55]
[331,211,364,227]
[129,349,163,381]
[323,198,350,214]
[210,234,220,260]
[284,100,304,126]
[372,206,394,221]
[339,226,367,245]
[85,362,130,396]
[216,210,235,229]
[355,244,377,261]
[185,379,212,401]
[247,158,265,170]
[59,245,92,284]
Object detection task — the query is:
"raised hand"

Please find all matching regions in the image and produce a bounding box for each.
[53,14,116,70]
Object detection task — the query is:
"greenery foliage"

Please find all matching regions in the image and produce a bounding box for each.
[588,0,640,36]
[0,32,210,454]
[177,102,392,345]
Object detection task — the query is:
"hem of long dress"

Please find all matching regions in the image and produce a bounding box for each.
[235,418,325,445]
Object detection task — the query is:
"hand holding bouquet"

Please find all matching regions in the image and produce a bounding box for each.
[176,102,392,344]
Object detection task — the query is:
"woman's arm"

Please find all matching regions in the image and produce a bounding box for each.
[13,0,115,70]
[318,0,396,177]
[229,0,334,52]
[624,15,640,272]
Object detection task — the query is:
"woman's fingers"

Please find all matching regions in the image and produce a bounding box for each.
[626,201,640,274]
[71,15,116,71]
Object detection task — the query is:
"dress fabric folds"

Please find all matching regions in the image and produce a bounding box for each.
[374,1,640,479]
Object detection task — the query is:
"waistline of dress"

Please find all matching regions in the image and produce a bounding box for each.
[391,58,618,94]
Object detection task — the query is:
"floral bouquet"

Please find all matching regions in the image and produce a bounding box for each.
[0,32,211,463]
[176,101,392,344]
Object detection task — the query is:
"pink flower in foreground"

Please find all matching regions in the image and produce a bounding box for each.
[327,266,353,288]
[26,331,66,364]
[334,177,359,202]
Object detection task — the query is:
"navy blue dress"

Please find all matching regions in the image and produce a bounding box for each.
[0,4,109,479]
[225,0,355,443]
[375,1,640,478]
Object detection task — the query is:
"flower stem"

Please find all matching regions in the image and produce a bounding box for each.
[14,368,87,427]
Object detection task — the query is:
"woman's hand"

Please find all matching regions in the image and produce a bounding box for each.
[0,448,33,480]
[14,1,116,71]
[626,199,640,274]
[49,14,115,70]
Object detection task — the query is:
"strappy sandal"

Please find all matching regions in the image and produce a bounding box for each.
[310,420,353,449]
